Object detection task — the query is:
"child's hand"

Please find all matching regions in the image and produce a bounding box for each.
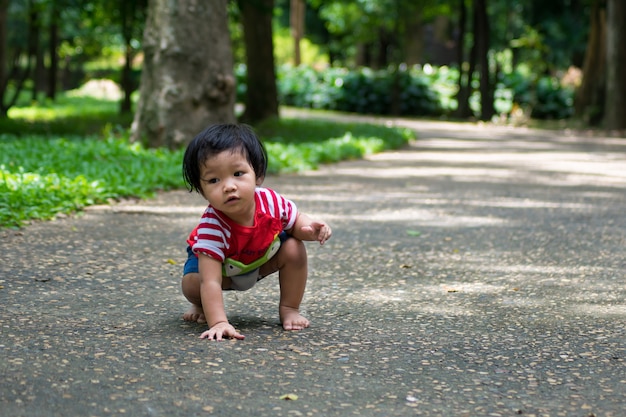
[300,221,332,245]
[199,322,245,341]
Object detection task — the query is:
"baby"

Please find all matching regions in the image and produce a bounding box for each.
[181,123,332,340]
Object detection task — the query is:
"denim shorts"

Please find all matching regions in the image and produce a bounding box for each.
[183,231,289,290]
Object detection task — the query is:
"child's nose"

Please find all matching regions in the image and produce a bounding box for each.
[223,178,237,191]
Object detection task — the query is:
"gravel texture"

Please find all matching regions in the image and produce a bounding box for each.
[1,118,625,417]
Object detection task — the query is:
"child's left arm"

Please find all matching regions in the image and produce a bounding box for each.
[289,213,332,245]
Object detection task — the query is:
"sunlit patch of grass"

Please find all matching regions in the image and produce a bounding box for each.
[9,94,119,120]
[4,88,131,135]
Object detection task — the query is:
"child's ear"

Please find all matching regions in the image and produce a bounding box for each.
[256,176,265,186]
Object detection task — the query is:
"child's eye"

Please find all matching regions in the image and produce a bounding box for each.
[203,178,219,184]
[234,171,244,177]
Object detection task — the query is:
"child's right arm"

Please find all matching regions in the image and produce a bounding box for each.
[290,212,332,245]
[197,254,245,341]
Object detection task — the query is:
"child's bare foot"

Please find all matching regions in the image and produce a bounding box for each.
[279,305,310,330]
[183,305,206,323]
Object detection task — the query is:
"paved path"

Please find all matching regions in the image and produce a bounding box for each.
[1,118,626,416]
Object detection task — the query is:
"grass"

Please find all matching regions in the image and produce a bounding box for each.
[0,135,184,228]
[0,91,414,228]
[6,91,134,136]
[257,117,413,173]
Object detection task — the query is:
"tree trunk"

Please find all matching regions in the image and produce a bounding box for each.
[132,0,236,148]
[475,0,494,121]
[290,0,304,66]
[120,43,133,114]
[1,0,33,114]
[575,0,606,125]
[402,11,423,66]
[603,0,626,130]
[120,0,140,114]
[0,0,8,117]
[238,0,279,124]
[375,28,393,69]
[29,3,42,101]
[121,0,147,114]
[47,0,59,100]
[455,0,472,118]
[33,30,45,99]
[356,43,372,67]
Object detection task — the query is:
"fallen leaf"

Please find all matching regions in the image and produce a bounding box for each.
[406,230,421,237]
[166,259,177,265]
[279,393,298,401]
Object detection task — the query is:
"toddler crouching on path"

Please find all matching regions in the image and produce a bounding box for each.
[181,124,332,341]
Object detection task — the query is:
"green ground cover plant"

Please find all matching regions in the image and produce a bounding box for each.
[0,135,185,228]
[256,117,413,173]
[0,93,414,228]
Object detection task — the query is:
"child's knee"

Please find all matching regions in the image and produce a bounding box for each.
[282,238,307,265]
[182,273,201,301]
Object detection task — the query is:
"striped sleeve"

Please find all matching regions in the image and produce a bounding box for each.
[257,188,298,230]
[191,208,231,262]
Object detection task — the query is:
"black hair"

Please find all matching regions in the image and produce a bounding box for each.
[182,123,268,194]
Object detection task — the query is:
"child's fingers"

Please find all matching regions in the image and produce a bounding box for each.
[199,326,245,341]
[199,330,214,339]
[318,224,332,244]
[300,222,332,244]
[224,326,245,340]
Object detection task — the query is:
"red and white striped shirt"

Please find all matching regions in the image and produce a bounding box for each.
[187,188,298,268]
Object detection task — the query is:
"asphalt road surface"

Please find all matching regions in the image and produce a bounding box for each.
[1,118,625,416]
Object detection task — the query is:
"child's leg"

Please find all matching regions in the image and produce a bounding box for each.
[181,272,206,323]
[260,238,309,330]
[182,271,233,323]
[181,246,206,323]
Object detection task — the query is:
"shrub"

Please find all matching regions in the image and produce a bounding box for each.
[277,65,441,116]
[245,64,576,121]
[500,70,574,119]
[531,77,575,119]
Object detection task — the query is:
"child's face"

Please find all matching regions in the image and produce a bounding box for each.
[199,149,260,225]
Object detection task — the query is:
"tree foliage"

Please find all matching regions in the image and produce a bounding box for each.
[1,0,625,129]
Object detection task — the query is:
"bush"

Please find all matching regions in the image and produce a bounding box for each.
[500,70,574,119]
[277,65,441,117]
[247,64,576,121]
[531,77,575,119]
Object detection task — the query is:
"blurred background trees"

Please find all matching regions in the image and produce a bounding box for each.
[1,0,625,147]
